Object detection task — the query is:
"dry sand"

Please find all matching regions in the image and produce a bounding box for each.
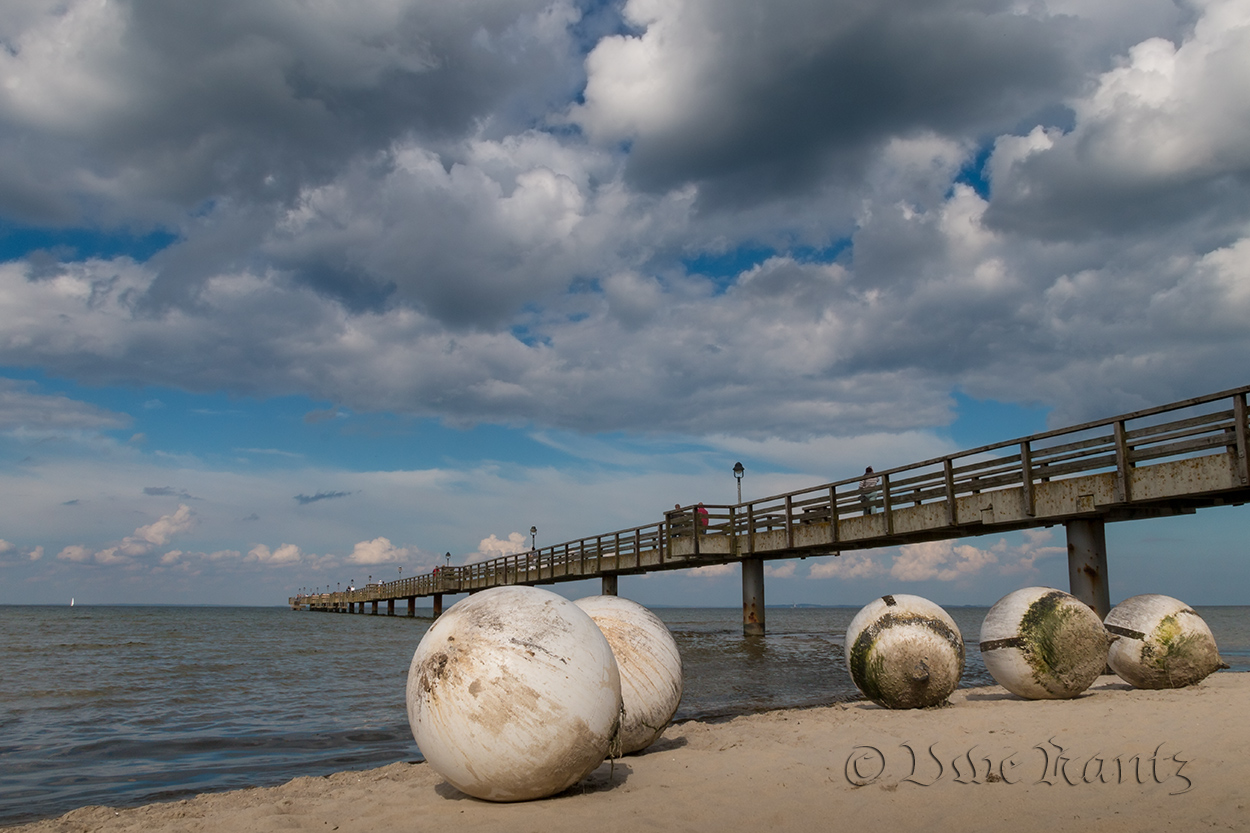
[11,673,1247,833]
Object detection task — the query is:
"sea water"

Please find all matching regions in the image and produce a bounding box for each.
[2,604,1247,826]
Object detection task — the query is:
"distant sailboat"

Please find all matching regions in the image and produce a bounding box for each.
[70,598,75,607]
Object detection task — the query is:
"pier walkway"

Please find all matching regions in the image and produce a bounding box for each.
[290,385,1250,633]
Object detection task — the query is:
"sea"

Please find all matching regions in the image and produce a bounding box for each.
[2,604,1248,827]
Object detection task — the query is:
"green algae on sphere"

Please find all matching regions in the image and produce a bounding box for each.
[1105,594,1227,689]
[980,587,1113,700]
[846,594,965,709]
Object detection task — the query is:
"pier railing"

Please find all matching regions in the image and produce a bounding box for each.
[292,384,1249,609]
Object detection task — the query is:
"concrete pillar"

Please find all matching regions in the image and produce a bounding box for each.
[1066,518,1111,619]
[407,597,416,617]
[387,598,395,616]
[371,600,378,615]
[433,594,443,618]
[602,574,618,596]
[742,557,765,636]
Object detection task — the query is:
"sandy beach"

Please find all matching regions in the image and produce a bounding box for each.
[11,672,1246,833]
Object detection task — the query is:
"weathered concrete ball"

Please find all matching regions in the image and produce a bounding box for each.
[1105,594,1226,689]
[845,594,965,709]
[574,595,683,754]
[980,587,1113,700]
[406,586,623,802]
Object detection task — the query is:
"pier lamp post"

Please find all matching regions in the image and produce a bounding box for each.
[445,552,451,567]
[734,462,745,503]
[530,526,538,550]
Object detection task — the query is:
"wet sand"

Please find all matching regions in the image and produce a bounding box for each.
[11,673,1246,833]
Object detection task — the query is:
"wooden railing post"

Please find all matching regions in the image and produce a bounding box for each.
[1235,393,1249,486]
[747,503,756,554]
[828,485,839,544]
[944,458,956,525]
[1021,440,1034,516]
[784,495,794,549]
[882,473,893,535]
[1114,420,1132,503]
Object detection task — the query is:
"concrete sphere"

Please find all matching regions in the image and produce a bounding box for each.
[845,594,965,709]
[406,586,623,802]
[574,595,683,753]
[980,587,1113,700]
[1105,594,1225,689]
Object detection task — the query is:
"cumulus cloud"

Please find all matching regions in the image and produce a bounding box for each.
[54,505,197,566]
[131,505,196,546]
[345,537,422,565]
[1,0,1248,448]
[809,551,886,580]
[890,540,999,582]
[689,563,736,578]
[160,549,243,566]
[467,532,531,564]
[247,543,304,565]
[56,544,94,563]
[807,529,1065,582]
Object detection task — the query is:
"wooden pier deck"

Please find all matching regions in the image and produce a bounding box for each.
[290,385,1249,629]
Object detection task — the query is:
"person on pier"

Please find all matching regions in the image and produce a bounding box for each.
[859,467,881,515]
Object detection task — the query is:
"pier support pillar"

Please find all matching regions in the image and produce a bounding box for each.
[407,597,416,617]
[433,594,443,618]
[371,600,378,615]
[387,599,395,616]
[602,574,618,596]
[1066,518,1111,619]
[742,557,765,636]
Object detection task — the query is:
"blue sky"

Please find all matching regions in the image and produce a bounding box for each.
[2,0,1249,608]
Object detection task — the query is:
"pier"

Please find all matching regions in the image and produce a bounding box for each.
[291,385,1249,633]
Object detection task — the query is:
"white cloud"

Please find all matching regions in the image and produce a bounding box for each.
[132,505,196,547]
[764,561,796,578]
[467,532,530,564]
[344,536,432,566]
[248,543,304,565]
[807,530,1065,583]
[689,563,735,578]
[890,540,999,582]
[809,552,886,580]
[56,544,93,563]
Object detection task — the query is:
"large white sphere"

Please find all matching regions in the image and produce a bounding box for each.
[845,594,965,709]
[574,595,683,753]
[406,586,623,802]
[1105,594,1226,689]
[980,587,1113,700]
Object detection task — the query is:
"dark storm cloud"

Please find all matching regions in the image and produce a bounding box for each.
[0,0,586,225]
[575,0,1188,205]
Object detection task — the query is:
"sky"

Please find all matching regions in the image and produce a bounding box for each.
[2,0,1249,609]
